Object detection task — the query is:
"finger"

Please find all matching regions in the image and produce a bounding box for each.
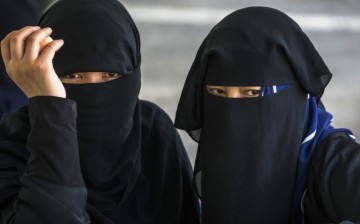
[24,27,53,60]
[9,26,41,60]
[38,39,64,62]
[0,31,15,63]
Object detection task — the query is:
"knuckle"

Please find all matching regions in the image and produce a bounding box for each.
[45,41,55,48]
[27,35,38,43]
[10,34,21,42]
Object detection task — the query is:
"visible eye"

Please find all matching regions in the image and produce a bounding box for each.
[244,89,261,97]
[103,72,123,79]
[61,73,83,80]
[207,87,226,97]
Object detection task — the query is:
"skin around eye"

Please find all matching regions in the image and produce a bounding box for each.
[206,85,261,98]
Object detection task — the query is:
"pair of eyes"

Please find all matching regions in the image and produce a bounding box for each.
[61,72,122,79]
[59,72,123,84]
[207,85,261,98]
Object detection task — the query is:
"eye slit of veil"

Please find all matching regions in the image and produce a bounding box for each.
[206,84,292,98]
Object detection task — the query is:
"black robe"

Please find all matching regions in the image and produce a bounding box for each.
[304,132,360,223]
[0,97,199,224]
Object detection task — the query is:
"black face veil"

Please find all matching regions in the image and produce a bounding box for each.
[175,7,332,223]
[39,0,142,213]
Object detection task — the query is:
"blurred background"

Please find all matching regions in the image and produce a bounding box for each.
[3,0,360,165]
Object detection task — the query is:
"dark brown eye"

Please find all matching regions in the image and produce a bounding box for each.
[246,89,261,96]
[104,72,123,79]
[208,88,226,96]
[215,89,225,94]
[62,73,82,79]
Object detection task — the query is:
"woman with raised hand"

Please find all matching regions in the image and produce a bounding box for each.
[0,0,199,223]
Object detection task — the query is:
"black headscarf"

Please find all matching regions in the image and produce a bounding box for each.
[39,0,168,222]
[175,7,331,223]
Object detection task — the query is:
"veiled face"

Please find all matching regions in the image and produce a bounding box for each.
[60,72,123,84]
[206,85,261,98]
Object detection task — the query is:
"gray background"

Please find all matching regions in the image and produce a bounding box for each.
[44,0,360,165]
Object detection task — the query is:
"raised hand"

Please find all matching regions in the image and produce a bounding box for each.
[1,26,66,98]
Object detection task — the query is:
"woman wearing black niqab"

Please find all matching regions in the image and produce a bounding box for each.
[175,7,360,224]
[0,0,199,223]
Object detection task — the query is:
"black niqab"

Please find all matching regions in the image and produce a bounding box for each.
[175,7,332,223]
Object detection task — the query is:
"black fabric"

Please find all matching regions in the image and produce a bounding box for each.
[0,97,90,223]
[0,98,199,224]
[303,132,360,223]
[0,0,45,116]
[64,74,141,211]
[0,0,199,223]
[39,0,140,76]
[175,6,338,224]
[27,97,84,187]
[198,85,307,223]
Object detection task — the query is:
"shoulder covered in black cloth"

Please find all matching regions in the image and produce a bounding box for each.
[304,132,360,223]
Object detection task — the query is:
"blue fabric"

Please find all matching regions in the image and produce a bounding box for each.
[260,84,290,96]
[261,85,356,223]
